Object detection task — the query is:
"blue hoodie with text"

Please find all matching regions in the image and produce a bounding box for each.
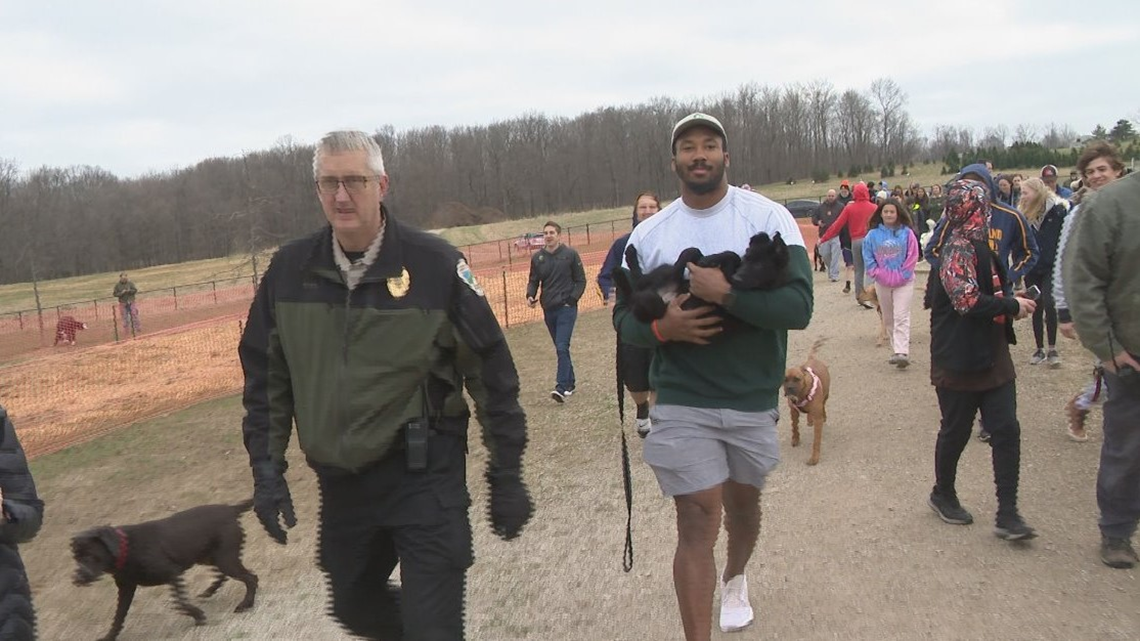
[924,163,1039,282]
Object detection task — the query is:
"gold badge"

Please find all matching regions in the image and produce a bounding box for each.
[387,267,411,298]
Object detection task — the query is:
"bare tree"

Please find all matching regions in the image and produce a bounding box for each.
[870,78,906,163]
[1041,123,1078,149]
[980,125,1009,150]
[1013,124,1038,144]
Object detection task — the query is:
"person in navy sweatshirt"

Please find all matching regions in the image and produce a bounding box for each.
[925,164,1039,285]
[925,163,1039,442]
[598,191,661,436]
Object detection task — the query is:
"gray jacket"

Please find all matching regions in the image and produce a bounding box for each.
[1066,172,1140,362]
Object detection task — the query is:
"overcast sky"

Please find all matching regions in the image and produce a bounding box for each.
[3,0,1137,178]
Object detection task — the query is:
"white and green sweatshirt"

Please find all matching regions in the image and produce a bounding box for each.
[614,186,814,412]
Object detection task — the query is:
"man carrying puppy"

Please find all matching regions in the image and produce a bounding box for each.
[239,130,533,639]
[614,113,813,640]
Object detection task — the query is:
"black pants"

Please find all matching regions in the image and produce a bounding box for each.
[316,435,473,640]
[1098,368,1140,539]
[1025,273,1057,349]
[934,380,1022,515]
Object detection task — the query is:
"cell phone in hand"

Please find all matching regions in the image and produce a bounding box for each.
[1024,285,1041,300]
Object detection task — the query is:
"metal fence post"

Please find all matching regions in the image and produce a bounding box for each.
[112,305,120,342]
[586,223,591,246]
[500,268,510,329]
[93,299,99,320]
[212,280,218,304]
[17,311,23,330]
[173,286,179,310]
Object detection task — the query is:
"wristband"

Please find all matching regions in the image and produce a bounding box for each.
[651,319,666,342]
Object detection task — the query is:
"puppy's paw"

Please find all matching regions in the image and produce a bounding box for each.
[791,435,800,447]
[234,603,254,613]
[806,456,819,466]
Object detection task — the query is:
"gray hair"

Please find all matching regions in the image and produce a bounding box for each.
[312,130,386,179]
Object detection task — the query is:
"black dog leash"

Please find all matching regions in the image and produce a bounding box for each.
[616,328,634,573]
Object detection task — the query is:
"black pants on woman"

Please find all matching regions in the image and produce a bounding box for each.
[1025,273,1057,349]
[935,380,1022,516]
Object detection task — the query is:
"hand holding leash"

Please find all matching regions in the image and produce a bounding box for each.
[656,294,721,345]
[252,460,296,545]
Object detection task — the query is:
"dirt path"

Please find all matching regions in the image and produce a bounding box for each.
[21,267,1139,640]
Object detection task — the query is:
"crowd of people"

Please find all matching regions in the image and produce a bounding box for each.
[0,120,1132,640]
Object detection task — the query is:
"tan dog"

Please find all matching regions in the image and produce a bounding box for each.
[783,339,832,466]
[862,285,888,347]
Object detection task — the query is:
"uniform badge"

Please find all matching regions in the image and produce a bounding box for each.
[456,259,484,296]
[387,267,411,298]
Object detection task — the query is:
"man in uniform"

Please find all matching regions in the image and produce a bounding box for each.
[239,130,533,639]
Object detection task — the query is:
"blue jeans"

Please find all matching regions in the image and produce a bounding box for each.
[543,305,577,393]
[119,302,141,333]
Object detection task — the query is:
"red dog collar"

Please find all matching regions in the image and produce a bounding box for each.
[114,527,129,571]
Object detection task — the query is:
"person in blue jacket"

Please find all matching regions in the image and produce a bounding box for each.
[598,191,661,436]
[924,163,1040,442]
[924,163,1039,284]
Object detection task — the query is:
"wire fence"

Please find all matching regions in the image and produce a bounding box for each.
[3,220,818,459]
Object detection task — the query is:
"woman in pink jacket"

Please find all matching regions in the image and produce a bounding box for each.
[862,198,919,368]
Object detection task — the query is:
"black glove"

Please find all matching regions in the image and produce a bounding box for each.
[252,460,296,545]
[486,469,533,541]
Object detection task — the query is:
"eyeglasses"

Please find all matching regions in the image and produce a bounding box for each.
[316,175,379,194]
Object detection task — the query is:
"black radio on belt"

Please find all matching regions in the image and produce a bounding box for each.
[404,417,429,471]
[404,381,440,471]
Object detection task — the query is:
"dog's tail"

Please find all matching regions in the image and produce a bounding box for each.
[234,498,255,514]
[807,338,827,361]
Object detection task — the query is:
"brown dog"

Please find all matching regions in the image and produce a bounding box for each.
[862,285,888,347]
[783,339,832,466]
[71,500,258,641]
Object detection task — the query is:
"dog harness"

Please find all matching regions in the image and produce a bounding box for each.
[114,527,129,571]
[792,367,821,410]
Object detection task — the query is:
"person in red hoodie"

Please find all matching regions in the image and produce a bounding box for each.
[818,182,879,308]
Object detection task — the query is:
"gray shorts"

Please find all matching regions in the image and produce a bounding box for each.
[643,404,780,497]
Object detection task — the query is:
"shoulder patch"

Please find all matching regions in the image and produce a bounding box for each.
[456,259,485,296]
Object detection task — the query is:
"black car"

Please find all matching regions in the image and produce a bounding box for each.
[783,199,821,220]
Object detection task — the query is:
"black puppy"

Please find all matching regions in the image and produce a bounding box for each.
[733,231,790,290]
[614,231,789,325]
[71,500,259,641]
[619,245,741,323]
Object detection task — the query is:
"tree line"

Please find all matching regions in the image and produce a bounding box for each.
[1,77,1135,286]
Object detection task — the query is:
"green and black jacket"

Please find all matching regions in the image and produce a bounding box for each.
[239,214,528,475]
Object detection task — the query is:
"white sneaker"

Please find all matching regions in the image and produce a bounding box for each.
[719,574,754,632]
[635,417,651,438]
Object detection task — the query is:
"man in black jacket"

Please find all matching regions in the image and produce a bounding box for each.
[526,221,586,402]
[239,129,533,640]
[0,405,45,641]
